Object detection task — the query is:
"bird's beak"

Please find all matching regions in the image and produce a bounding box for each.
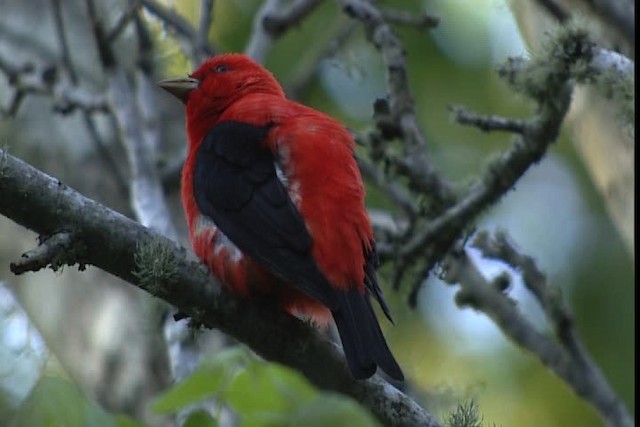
[157,77,199,104]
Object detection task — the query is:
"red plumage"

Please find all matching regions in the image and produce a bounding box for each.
[160,54,403,381]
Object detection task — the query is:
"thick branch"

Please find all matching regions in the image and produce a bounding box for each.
[0,149,442,427]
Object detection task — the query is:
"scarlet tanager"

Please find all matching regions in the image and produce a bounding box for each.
[159,54,403,381]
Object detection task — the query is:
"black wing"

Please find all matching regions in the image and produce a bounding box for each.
[193,121,338,310]
[363,241,394,323]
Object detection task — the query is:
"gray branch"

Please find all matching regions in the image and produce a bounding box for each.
[245,0,322,63]
[440,231,633,427]
[140,0,216,63]
[450,106,526,134]
[339,0,456,207]
[0,148,443,427]
[9,232,75,275]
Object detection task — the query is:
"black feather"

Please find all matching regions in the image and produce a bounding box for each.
[194,121,403,381]
[194,121,337,308]
[332,289,404,381]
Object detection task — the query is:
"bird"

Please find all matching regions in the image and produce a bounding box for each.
[158,53,403,381]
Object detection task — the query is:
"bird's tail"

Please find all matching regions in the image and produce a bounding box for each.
[332,289,404,381]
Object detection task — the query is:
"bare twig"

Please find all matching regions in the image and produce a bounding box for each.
[49,0,129,195]
[450,106,526,134]
[395,27,606,301]
[356,156,418,220]
[382,8,439,29]
[196,0,215,63]
[86,0,177,239]
[399,81,571,284]
[140,0,216,63]
[245,0,323,63]
[535,0,570,22]
[471,231,575,351]
[578,0,635,51]
[50,0,78,83]
[338,0,456,208]
[0,58,108,116]
[533,0,634,56]
[107,1,141,43]
[285,18,358,99]
[9,232,77,275]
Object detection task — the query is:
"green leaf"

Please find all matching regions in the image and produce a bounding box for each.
[152,347,247,415]
[115,414,146,427]
[288,394,380,427]
[183,409,218,427]
[11,376,117,427]
[225,363,316,416]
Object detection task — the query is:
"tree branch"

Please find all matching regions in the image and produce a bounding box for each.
[450,106,526,134]
[49,0,129,195]
[139,0,216,63]
[440,232,633,427]
[0,148,442,427]
[339,0,456,208]
[245,0,322,63]
[577,0,634,51]
[381,8,439,30]
[9,232,76,275]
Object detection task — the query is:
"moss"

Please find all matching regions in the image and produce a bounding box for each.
[133,237,179,296]
[499,25,594,103]
[445,401,484,427]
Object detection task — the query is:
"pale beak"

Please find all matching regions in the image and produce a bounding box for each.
[157,77,199,103]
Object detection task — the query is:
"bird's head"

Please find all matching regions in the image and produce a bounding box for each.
[158,54,285,124]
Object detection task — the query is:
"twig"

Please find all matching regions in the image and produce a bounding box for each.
[50,0,78,83]
[49,0,129,195]
[400,81,571,275]
[577,0,635,51]
[356,156,418,220]
[245,0,322,63]
[9,232,77,274]
[471,231,574,350]
[196,0,215,63]
[338,0,456,209]
[382,8,439,29]
[106,1,141,43]
[449,106,526,134]
[285,18,358,99]
[0,58,109,116]
[87,0,177,239]
[0,148,443,427]
[535,0,570,22]
[397,26,607,301]
[140,0,216,62]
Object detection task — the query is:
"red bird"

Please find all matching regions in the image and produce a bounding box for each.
[159,54,403,381]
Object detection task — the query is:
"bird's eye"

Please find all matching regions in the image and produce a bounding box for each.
[214,65,230,73]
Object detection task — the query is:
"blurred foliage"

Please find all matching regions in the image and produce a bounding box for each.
[9,376,141,427]
[4,347,378,426]
[152,346,379,426]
